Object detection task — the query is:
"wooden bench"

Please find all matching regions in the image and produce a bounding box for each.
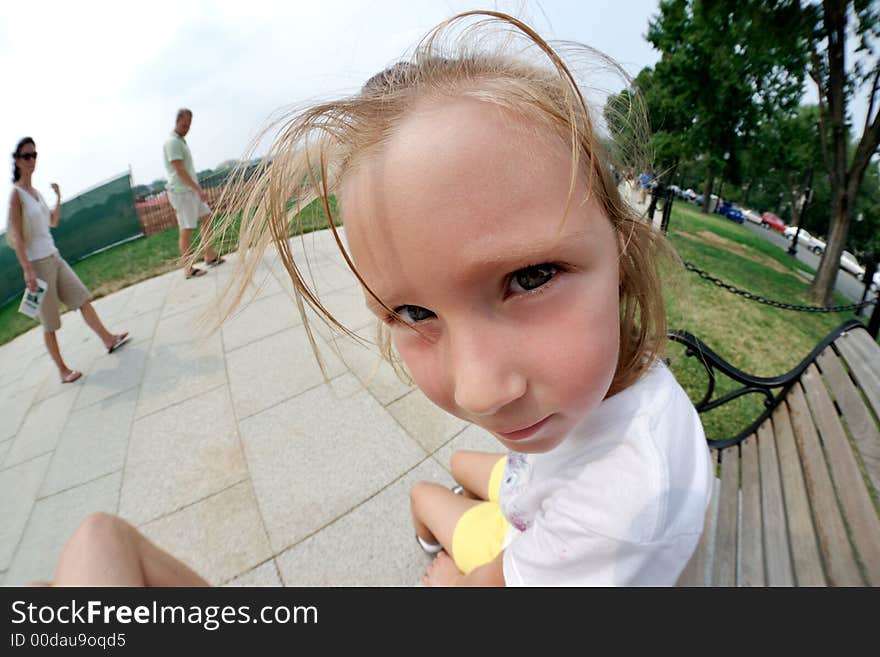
[673,319,880,586]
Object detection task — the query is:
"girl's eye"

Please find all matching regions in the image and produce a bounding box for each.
[393,304,435,325]
[509,264,558,293]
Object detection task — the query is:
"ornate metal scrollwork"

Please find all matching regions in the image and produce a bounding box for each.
[667,319,866,449]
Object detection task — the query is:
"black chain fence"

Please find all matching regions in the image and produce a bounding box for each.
[684,262,877,313]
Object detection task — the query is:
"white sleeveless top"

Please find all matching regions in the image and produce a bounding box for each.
[13,185,57,261]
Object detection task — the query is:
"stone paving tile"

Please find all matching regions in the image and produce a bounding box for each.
[0,454,52,572]
[386,389,469,454]
[308,286,375,337]
[40,388,138,497]
[73,342,148,410]
[140,481,272,586]
[121,386,247,526]
[135,308,226,419]
[118,308,162,347]
[275,458,450,586]
[124,272,175,317]
[2,388,78,468]
[238,373,427,554]
[0,383,39,442]
[221,291,303,353]
[226,324,346,420]
[4,471,120,586]
[91,285,135,320]
[16,352,55,392]
[433,424,502,471]
[300,259,358,297]
[329,335,413,407]
[223,559,282,587]
[160,271,217,319]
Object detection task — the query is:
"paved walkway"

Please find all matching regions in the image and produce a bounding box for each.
[0,228,512,587]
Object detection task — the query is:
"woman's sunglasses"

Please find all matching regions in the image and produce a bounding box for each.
[16,152,38,161]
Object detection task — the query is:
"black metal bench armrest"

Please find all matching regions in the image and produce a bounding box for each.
[667,318,867,449]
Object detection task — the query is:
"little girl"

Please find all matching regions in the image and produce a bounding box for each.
[40,11,711,587]
[218,10,713,586]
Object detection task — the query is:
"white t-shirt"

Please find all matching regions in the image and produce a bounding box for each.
[13,185,58,261]
[500,360,713,586]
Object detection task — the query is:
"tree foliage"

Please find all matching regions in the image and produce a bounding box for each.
[644,0,808,211]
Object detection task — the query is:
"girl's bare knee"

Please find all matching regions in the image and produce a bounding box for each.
[449,450,469,477]
[71,512,129,547]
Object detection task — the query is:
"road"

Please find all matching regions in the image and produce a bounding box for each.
[738,219,871,304]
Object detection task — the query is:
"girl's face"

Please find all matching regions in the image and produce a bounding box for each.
[342,98,621,454]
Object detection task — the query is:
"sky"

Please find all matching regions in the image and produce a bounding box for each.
[0,0,663,206]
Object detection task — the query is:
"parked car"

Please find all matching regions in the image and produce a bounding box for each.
[743,209,762,224]
[783,226,826,254]
[761,212,787,233]
[840,250,865,278]
[716,201,744,223]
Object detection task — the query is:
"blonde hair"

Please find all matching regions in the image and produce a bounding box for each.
[213,10,676,397]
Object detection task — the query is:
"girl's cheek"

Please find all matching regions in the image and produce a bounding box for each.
[394,335,451,409]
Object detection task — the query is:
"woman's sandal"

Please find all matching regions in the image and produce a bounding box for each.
[205,257,225,267]
[61,370,82,384]
[185,267,207,279]
[107,333,130,354]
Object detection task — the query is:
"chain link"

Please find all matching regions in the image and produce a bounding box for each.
[684,262,878,313]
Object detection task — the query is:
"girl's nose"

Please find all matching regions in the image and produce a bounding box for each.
[450,333,527,417]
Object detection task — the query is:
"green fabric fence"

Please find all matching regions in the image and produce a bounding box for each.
[0,172,142,305]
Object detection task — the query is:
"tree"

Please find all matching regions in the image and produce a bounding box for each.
[746,105,824,227]
[646,0,808,213]
[803,0,880,304]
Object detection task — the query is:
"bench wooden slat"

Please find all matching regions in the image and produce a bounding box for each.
[677,457,719,587]
[788,384,863,586]
[835,330,880,422]
[817,347,880,495]
[802,364,880,585]
[758,421,794,585]
[772,402,826,586]
[712,446,739,586]
[740,436,764,586]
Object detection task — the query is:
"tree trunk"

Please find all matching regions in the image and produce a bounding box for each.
[788,190,801,228]
[701,174,714,214]
[809,190,848,306]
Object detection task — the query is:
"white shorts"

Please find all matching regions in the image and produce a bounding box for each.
[168,190,211,230]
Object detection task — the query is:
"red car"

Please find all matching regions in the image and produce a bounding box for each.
[761,212,787,233]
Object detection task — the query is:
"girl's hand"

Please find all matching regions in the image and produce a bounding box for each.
[422,551,463,587]
[50,183,60,199]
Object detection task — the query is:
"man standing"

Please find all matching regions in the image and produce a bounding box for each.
[163,108,224,278]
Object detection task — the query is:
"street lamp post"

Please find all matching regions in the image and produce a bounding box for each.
[788,166,814,257]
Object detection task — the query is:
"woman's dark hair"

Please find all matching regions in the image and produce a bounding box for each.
[12,137,35,183]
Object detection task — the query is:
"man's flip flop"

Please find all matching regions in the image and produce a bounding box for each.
[205,257,225,267]
[186,268,207,279]
[108,333,130,354]
[61,370,82,384]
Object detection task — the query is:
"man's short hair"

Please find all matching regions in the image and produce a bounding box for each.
[176,108,193,122]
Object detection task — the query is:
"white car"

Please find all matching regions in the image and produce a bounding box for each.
[743,209,762,224]
[840,250,866,278]
[783,226,826,254]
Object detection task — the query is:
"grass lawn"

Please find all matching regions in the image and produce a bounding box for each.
[663,200,863,441]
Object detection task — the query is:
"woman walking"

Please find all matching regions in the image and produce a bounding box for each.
[6,137,129,383]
